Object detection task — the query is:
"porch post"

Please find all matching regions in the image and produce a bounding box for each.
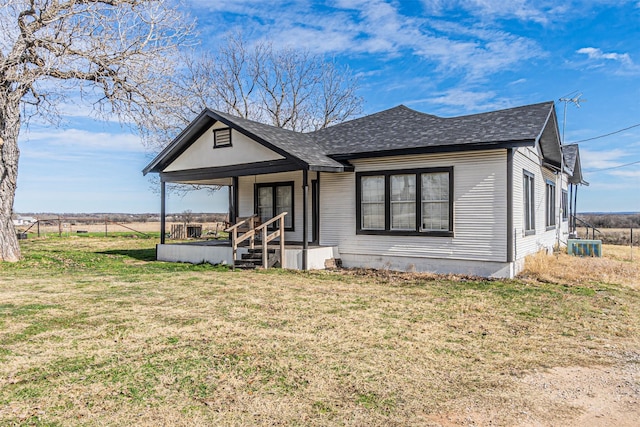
[568,183,574,233]
[231,176,239,223]
[573,184,589,234]
[302,169,308,270]
[160,180,166,245]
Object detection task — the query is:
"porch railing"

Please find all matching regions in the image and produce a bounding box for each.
[225,212,288,269]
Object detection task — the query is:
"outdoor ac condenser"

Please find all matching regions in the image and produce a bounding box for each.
[567,239,602,257]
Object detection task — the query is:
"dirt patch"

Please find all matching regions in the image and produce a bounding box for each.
[523,363,640,426]
[431,361,640,426]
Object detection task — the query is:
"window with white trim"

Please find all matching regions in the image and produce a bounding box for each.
[523,171,535,234]
[546,180,556,229]
[561,190,568,221]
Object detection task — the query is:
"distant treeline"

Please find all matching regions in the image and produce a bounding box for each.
[17,212,229,224]
[577,213,640,229]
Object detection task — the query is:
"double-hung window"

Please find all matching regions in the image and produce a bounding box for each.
[357,167,453,236]
[255,182,294,230]
[523,171,535,234]
[421,172,450,231]
[545,180,556,229]
[561,190,568,222]
[390,174,416,230]
[361,176,385,230]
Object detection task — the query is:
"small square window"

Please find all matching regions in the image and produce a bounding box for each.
[213,128,232,148]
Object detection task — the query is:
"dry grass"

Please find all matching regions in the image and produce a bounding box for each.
[521,244,640,288]
[0,237,639,426]
[576,226,639,246]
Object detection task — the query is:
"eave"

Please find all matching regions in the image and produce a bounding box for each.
[328,139,536,162]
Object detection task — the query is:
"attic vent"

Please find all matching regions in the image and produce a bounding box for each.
[213,128,232,148]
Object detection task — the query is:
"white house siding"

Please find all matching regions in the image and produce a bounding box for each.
[237,170,317,243]
[319,150,509,272]
[513,147,568,261]
[164,122,284,172]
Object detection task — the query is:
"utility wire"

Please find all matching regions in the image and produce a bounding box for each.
[571,122,640,143]
[586,159,640,172]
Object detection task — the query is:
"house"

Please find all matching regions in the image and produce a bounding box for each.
[12,216,37,226]
[143,101,586,278]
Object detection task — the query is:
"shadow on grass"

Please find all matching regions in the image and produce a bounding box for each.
[99,248,157,262]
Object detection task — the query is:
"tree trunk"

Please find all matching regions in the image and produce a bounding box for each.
[0,97,22,262]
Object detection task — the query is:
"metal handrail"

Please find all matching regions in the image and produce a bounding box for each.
[572,216,602,240]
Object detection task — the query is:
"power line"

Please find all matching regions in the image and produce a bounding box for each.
[571,122,640,143]
[586,159,640,172]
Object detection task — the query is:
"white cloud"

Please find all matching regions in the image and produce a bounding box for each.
[421,0,570,24]
[580,148,625,169]
[19,128,144,153]
[610,168,640,178]
[406,88,514,113]
[200,0,544,81]
[577,47,633,65]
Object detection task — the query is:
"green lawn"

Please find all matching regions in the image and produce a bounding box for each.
[1,236,639,426]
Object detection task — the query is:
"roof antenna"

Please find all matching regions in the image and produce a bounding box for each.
[559,92,587,144]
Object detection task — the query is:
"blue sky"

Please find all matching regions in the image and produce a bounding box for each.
[14,0,640,214]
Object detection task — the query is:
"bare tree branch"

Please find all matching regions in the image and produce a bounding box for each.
[0,0,194,261]
[140,32,363,154]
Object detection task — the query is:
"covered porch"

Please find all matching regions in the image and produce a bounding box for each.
[143,108,351,270]
[155,167,338,270]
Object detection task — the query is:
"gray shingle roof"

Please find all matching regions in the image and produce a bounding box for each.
[211,110,344,169]
[145,101,563,175]
[562,144,587,185]
[311,102,554,156]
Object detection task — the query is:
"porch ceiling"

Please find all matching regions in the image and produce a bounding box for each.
[159,159,308,183]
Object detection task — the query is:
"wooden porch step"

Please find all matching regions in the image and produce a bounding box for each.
[234,261,260,269]
[234,249,280,270]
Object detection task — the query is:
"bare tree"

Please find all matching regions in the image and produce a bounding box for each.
[142,33,363,152]
[0,0,193,261]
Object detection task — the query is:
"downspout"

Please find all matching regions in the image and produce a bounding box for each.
[557,149,564,250]
[302,169,309,270]
[507,148,514,264]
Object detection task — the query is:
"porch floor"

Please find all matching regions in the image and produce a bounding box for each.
[169,239,327,250]
[157,240,339,270]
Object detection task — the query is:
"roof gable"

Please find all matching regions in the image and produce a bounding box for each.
[163,121,285,172]
[562,144,588,185]
[143,109,346,175]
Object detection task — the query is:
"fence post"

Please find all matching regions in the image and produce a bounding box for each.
[631,227,634,262]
